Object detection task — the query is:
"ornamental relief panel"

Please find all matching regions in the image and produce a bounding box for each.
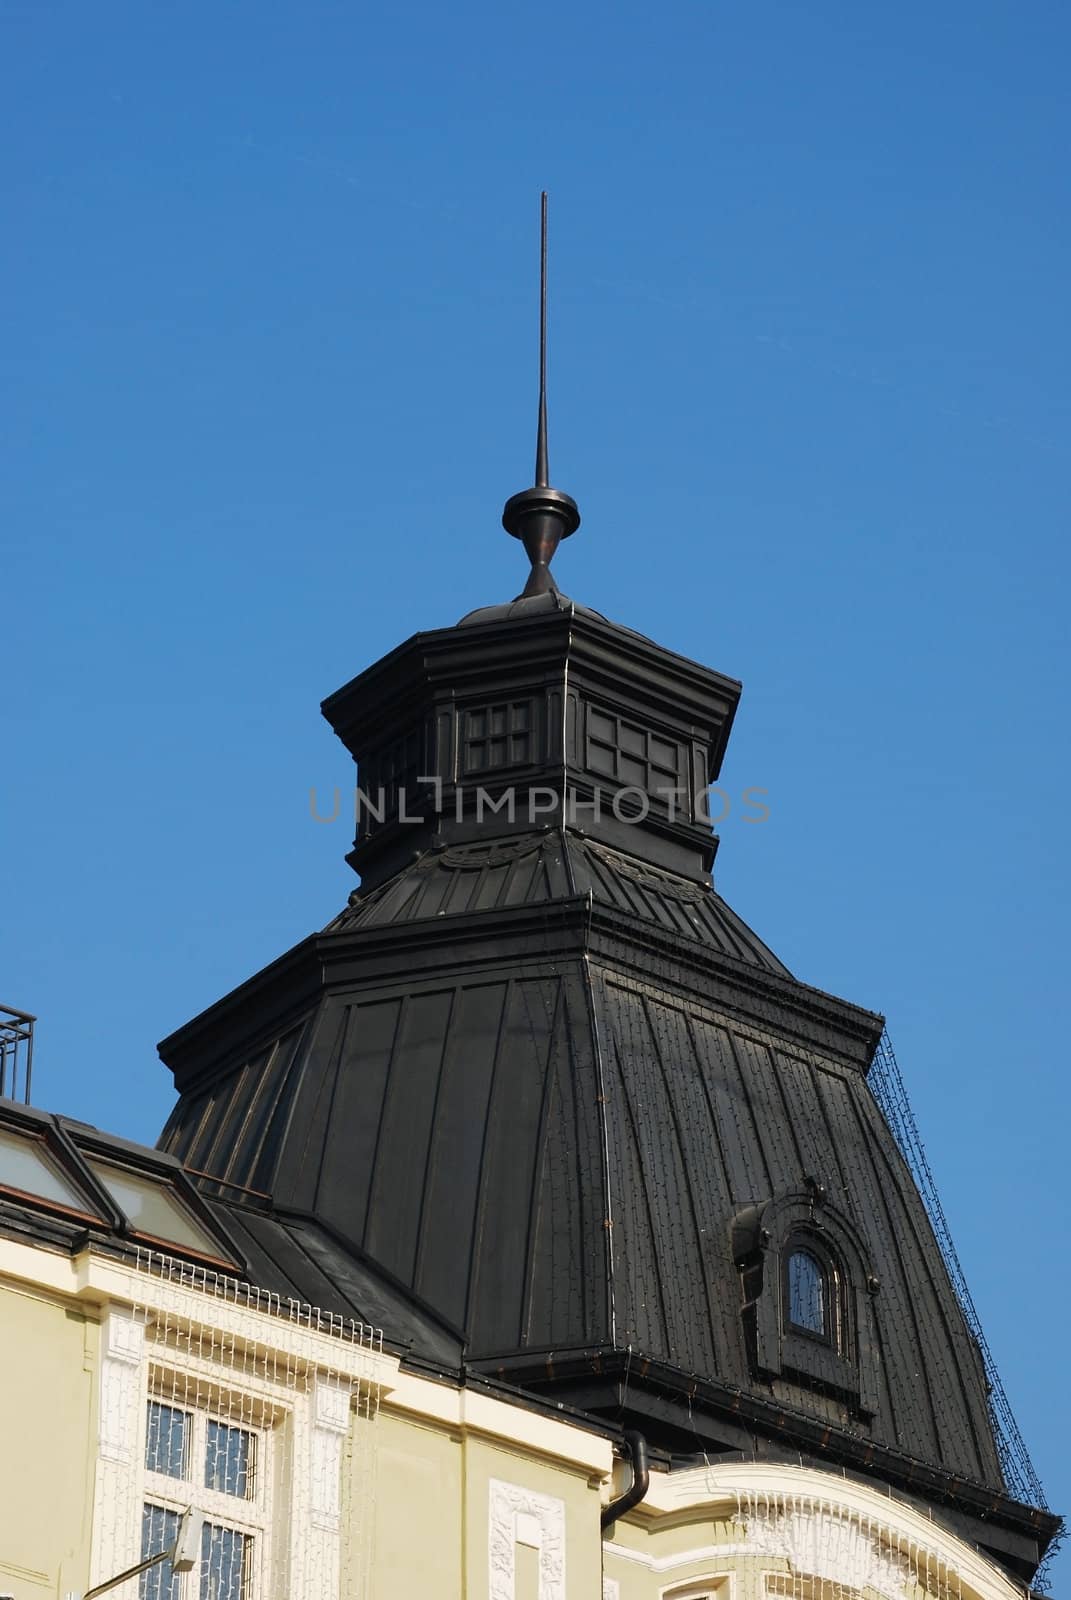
[488,1477,566,1600]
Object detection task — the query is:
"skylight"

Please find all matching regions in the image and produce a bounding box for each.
[0,1124,100,1216]
[85,1158,226,1259]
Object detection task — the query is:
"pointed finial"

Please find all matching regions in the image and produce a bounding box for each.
[536,189,549,489]
[502,191,580,598]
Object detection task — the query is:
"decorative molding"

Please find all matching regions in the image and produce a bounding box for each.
[489,1478,566,1600]
[314,1372,351,1433]
[745,1503,906,1599]
[102,1304,144,1364]
[90,1305,146,1582]
[310,1373,349,1532]
[607,1512,932,1599]
[589,840,709,904]
[440,836,545,869]
[605,1540,750,1573]
[586,910,881,1070]
[379,1371,612,1476]
[98,1305,144,1464]
[602,1580,620,1600]
[631,1465,1024,1600]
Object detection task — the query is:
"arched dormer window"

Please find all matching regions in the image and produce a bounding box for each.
[733,1190,878,1415]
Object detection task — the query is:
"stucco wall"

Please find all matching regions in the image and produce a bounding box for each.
[0,1277,98,1598]
[372,1404,606,1600]
[374,1414,465,1598]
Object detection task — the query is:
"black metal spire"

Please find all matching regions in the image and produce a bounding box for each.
[536,189,549,490]
[502,191,580,598]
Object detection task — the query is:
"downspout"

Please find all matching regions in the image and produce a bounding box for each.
[600,1430,650,1530]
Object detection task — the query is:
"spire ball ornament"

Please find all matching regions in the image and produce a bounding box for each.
[502,192,580,599]
[502,483,580,597]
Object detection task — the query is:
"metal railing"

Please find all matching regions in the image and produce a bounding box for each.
[0,1004,35,1102]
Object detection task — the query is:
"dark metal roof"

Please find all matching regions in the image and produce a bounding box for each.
[325,831,791,976]
[0,1097,461,1366]
[204,1197,465,1367]
[154,597,1057,1580]
[158,923,991,1476]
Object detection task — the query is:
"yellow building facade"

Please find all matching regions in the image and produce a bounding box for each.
[0,1199,1037,1600]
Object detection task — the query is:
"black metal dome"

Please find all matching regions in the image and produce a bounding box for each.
[156,594,1056,1584]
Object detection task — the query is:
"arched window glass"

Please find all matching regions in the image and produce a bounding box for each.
[787,1248,826,1335]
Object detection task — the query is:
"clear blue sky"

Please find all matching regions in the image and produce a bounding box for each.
[2,0,1068,1570]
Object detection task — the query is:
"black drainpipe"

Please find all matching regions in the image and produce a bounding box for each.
[601,1430,650,1530]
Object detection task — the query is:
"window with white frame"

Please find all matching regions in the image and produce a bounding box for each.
[90,1276,380,1600]
[139,1388,272,1599]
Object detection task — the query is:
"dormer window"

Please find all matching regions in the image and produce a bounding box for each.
[787,1248,826,1336]
[735,1192,878,1415]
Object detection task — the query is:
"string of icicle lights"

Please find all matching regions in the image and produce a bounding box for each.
[91,1247,382,1600]
[576,970,1053,1511]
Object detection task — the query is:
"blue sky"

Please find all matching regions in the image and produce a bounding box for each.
[2,0,1068,1568]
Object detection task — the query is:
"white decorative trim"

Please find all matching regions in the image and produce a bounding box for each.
[602,1579,620,1600]
[90,1306,147,1582]
[381,1370,613,1475]
[627,1463,1024,1600]
[103,1304,144,1364]
[605,1541,751,1572]
[98,1304,144,1463]
[0,1237,396,1395]
[315,1371,351,1434]
[746,1503,906,1599]
[489,1478,566,1600]
[310,1372,349,1531]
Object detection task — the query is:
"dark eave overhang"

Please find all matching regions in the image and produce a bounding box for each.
[159,890,883,1096]
[469,1344,1060,1563]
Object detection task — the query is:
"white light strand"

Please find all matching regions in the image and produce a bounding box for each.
[735,1488,966,1600]
[90,1247,381,1600]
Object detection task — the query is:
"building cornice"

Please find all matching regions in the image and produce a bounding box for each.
[160,892,881,1094]
[479,1345,1058,1554]
[0,1233,615,1482]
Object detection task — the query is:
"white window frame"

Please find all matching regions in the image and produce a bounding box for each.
[140,1374,280,1597]
[91,1297,367,1600]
